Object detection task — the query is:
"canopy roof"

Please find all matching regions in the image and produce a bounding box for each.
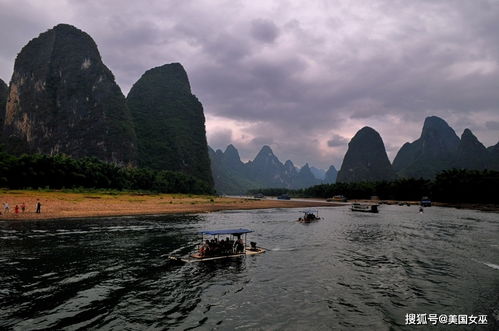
[200,228,253,235]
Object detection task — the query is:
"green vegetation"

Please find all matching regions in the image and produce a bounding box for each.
[127,63,213,186]
[0,78,7,132]
[248,169,499,204]
[3,24,137,163]
[0,149,212,194]
[432,169,499,203]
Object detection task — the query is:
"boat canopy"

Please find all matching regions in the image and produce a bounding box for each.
[200,228,253,235]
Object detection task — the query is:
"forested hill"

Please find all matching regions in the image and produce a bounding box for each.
[127,63,213,186]
[0,24,214,193]
[2,24,137,164]
[0,78,7,134]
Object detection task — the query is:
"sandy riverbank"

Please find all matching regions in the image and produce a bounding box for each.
[0,190,338,221]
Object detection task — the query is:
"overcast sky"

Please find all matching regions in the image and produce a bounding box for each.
[1,0,498,169]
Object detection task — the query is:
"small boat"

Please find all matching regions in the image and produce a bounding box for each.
[253,193,265,199]
[277,194,291,200]
[169,228,265,263]
[351,203,379,213]
[420,196,432,207]
[298,209,320,223]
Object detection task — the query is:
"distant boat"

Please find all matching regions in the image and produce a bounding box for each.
[420,196,432,207]
[327,195,347,202]
[168,228,265,263]
[298,209,320,223]
[253,193,265,199]
[351,203,379,213]
[277,194,291,200]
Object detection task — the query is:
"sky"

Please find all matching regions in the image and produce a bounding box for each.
[1,0,498,169]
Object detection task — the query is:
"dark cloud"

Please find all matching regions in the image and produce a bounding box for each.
[251,136,274,146]
[0,0,498,168]
[327,135,349,148]
[250,19,279,43]
[485,121,499,130]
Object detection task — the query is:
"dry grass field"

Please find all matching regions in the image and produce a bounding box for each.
[0,190,334,220]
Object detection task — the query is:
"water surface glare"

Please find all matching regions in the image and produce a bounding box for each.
[0,205,498,330]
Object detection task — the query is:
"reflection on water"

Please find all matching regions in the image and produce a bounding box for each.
[0,206,498,330]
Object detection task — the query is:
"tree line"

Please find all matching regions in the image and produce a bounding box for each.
[249,169,499,204]
[0,149,213,194]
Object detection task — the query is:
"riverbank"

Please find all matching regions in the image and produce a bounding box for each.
[0,190,337,221]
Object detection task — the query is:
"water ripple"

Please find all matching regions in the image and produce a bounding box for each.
[0,207,497,329]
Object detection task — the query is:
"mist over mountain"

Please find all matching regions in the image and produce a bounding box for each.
[246,145,288,188]
[283,160,299,179]
[209,144,333,194]
[2,24,137,164]
[209,146,256,194]
[127,63,213,184]
[292,163,321,188]
[310,166,326,180]
[324,165,338,184]
[337,127,395,183]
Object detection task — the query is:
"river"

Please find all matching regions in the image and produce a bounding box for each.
[0,205,498,330]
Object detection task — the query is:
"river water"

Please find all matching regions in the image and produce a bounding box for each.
[0,205,498,330]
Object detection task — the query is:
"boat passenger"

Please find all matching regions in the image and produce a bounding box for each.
[223,237,231,255]
[214,240,221,255]
[236,238,244,253]
[208,239,216,256]
[199,240,210,257]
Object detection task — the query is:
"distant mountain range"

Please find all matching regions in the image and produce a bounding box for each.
[218,116,498,192]
[209,144,337,194]
[391,116,499,179]
[338,116,499,183]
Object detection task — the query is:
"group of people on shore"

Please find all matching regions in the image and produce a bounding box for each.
[198,237,245,257]
[1,200,42,216]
